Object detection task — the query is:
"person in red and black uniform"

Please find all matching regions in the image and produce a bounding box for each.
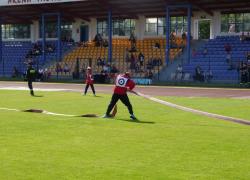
[103,72,137,120]
[83,67,96,96]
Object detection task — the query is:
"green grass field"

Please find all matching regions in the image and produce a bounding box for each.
[1,90,250,179]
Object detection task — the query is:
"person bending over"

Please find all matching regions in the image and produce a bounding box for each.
[103,72,137,120]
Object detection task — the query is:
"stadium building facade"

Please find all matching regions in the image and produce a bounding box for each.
[0,0,249,84]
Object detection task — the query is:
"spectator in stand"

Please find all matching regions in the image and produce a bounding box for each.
[63,63,70,75]
[246,32,250,41]
[97,57,102,67]
[110,64,119,74]
[103,39,109,47]
[224,43,232,54]
[247,54,250,82]
[203,47,208,57]
[176,64,183,78]
[94,33,103,47]
[130,53,136,70]
[125,48,130,62]
[56,62,63,74]
[205,69,213,82]
[38,68,44,81]
[129,32,136,52]
[240,62,248,83]
[157,57,162,66]
[32,42,42,56]
[12,66,19,78]
[152,57,162,67]
[240,32,246,42]
[134,62,140,73]
[194,65,204,82]
[192,48,197,58]
[24,58,34,66]
[182,32,187,40]
[46,44,55,53]
[246,51,250,63]
[103,63,110,73]
[147,59,153,70]
[148,70,153,79]
[138,52,144,66]
[153,42,160,49]
[170,31,176,42]
[226,53,233,70]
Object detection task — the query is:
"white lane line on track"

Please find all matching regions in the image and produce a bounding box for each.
[136,92,250,126]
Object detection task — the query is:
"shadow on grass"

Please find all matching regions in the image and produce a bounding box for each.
[115,118,155,124]
[33,95,44,97]
[83,95,103,98]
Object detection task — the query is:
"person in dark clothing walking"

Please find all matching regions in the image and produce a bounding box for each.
[83,67,96,96]
[103,72,137,120]
[26,64,36,96]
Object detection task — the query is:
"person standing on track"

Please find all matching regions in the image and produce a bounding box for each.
[26,63,36,96]
[103,72,137,120]
[83,67,96,96]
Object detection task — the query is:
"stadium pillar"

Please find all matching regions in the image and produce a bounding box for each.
[108,9,112,63]
[57,13,61,62]
[0,18,3,76]
[165,6,170,66]
[41,14,46,66]
[187,5,192,64]
[57,13,61,80]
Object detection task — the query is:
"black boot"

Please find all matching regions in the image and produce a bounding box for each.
[30,90,34,96]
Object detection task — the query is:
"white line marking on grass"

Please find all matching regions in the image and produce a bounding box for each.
[136,92,250,126]
[0,107,20,112]
[43,111,76,117]
[0,87,68,92]
[0,107,77,117]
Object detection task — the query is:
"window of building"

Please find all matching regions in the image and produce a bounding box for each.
[244,13,250,31]
[97,19,135,37]
[2,24,31,39]
[97,20,108,37]
[146,16,187,36]
[145,18,158,35]
[39,21,73,38]
[221,13,250,33]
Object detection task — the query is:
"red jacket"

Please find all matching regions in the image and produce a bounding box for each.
[86,72,94,85]
[113,74,135,95]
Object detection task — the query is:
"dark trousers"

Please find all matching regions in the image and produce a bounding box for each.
[28,80,33,90]
[106,93,133,115]
[28,80,34,95]
[84,84,95,94]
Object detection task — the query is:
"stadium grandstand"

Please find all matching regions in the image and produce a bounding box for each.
[0,0,249,84]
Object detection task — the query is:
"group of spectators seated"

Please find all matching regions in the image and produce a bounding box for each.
[94,33,109,47]
[96,57,106,67]
[170,31,186,49]
[146,58,163,70]
[37,68,51,81]
[239,54,250,84]
[12,66,21,78]
[240,32,250,42]
[55,63,70,75]
[26,42,55,58]
[193,65,213,82]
